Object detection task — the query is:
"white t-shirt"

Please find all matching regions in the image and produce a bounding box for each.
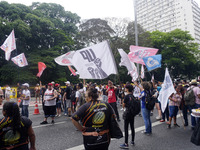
[44,89,56,106]
[133,86,141,98]
[5,87,11,95]
[22,89,30,105]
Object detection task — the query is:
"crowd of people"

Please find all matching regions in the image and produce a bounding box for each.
[0,78,200,150]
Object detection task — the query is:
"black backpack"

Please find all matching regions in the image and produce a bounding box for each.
[123,95,141,120]
[145,90,155,111]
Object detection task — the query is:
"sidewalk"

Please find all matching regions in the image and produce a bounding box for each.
[0,98,42,109]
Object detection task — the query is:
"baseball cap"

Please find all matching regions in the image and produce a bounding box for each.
[51,81,55,84]
[48,83,53,86]
[55,83,60,87]
[65,81,70,85]
[22,83,29,88]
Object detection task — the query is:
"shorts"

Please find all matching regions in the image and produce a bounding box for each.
[169,106,178,117]
[44,105,56,118]
[66,99,72,108]
[56,102,61,108]
[35,92,40,98]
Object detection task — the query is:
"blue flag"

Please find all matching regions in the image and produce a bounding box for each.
[143,54,162,71]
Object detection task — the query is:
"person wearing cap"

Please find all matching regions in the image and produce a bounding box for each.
[188,79,200,129]
[41,83,58,124]
[21,83,31,118]
[34,83,41,103]
[63,81,72,116]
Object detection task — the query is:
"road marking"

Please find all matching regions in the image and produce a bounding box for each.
[66,114,182,150]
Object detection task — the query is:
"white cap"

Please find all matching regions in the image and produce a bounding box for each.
[22,83,29,88]
[65,81,70,85]
[51,81,55,84]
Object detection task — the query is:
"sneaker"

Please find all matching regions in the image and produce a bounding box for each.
[64,113,67,116]
[131,141,135,145]
[156,116,161,120]
[40,121,48,125]
[150,112,153,116]
[58,114,61,117]
[51,120,55,124]
[174,124,180,127]
[120,143,129,149]
[160,120,165,122]
[167,124,171,129]
[184,123,188,126]
[141,130,151,136]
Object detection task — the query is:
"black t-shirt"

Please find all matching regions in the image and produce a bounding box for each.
[102,88,107,95]
[124,94,133,108]
[0,116,32,150]
[72,100,114,132]
[65,86,72,100]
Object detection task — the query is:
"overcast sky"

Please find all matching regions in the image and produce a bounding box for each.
[1,0,200,20]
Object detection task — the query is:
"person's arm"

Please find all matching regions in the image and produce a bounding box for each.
[47,90,57,101]
[63,92,66,101]
[28,126,36,150]
[168,94,176,102]
[71,118,86,132]
[134,81,143,92]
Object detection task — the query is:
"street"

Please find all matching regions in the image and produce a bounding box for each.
[0,100,199,150]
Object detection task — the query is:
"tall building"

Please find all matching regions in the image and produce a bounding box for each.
[136,0,200,45]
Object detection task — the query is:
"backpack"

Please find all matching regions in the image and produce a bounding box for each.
[123,95,141,120]
[145,90,155,111]
[80,90,86,106]
[184,87,195,106]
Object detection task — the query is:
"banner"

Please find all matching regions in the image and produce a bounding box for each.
[142,54,162,71]
[158,68,175,113]
[128,45,158,65]
[11,53,28,67]
[0,30,16,61]
[71,41,118,79]
[37,62,46,77]
[141,65,145,79]
[118,49,138,81]
[68,66,77,76]
[54,51,75,66]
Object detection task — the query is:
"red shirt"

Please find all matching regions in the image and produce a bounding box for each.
[108,88,116,103]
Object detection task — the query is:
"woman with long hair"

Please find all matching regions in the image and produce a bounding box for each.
[0,102,36,150]
[71,87,115,150]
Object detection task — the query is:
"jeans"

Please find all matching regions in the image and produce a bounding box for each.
[109,102,120,120]
[22,105,29,118]
[141,108,152,133]
[124,118,135,144]
[191,103,200,127]
[182,104,191,125]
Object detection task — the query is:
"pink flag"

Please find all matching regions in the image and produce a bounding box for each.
[11,53,28,67]
[54,51,75,66]
[68,66,77,76]
[37,62,46,77]
[1,30,16,60]
[128,46,158,65]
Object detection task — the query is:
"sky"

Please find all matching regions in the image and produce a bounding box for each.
[1,0,135,20]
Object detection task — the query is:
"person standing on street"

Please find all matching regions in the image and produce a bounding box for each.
[0,102,36,150]
[120,84,136,149]
[107,80,120,121]
[34,84,41,103]
[40,83,57,124]
[63,81,72,116]
[21,83,31,118]
[5,84,11,102]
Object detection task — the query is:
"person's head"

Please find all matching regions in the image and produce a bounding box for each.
[48,83,53,90]
[86,88,98,102]
[78,83,83,89]
[175,85,180,93]
[55,83,60,89]
[3,102,21,133]
[22,83,29,90]
[108,80,113,88]
[142,82,151,91]
[36,83,39,87]
[65,81,70,87]
[191,79,197,86]
[125,84,134,93]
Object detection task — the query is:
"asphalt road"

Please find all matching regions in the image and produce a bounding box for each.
[0,103,199,150]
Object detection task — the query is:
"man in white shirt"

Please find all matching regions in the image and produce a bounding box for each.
[21,83,31,118]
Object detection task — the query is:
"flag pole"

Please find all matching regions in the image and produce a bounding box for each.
[133,0,140,80]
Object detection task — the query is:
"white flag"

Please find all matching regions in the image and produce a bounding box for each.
[141,65,145,79]
[11,53,28,67]
[158,68,175,112]
[1,30,16,61]
[118,49,138,81]
[54,51,75,66]
[71,41,118,79]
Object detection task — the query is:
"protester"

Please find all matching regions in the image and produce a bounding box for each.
[55,83,62,117]
[21,83,31,118]
[167,85,182,128]
[71,85,77,113]
[71,88,115,150]
[188,79,200,129]
[136,81,152,135]
[40,83,57,124]
[0,86,4,105]
[0,102,36,150]
[34,83,41,103]
[106,80,120,121]
[120,84,135,149]
[63,81,72,116]
[75,82,85,111]
[101,85,108,102]
[5,84,11,102]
